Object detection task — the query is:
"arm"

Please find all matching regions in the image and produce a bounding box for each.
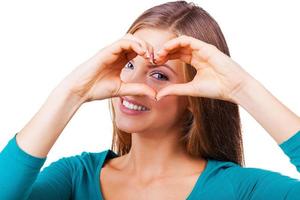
[0,85,84,200]
[0,134,73,200]
[16,84,85,158]
[0,35,152,200]
[228,129,300,200]
[152,35,300,199]
[230,76,300,145]
[153,35,300,144]
[229,77,300,199]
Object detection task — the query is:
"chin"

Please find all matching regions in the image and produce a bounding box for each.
[115,121,146,133]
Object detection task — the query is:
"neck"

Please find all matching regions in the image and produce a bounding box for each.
[119,128,197,180]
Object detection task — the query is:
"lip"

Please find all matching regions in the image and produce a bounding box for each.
[121,97,150,110]
[119,97,150,116]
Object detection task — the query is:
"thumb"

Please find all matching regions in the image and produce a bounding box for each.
[116,82,156,100]
[156,83,193,101]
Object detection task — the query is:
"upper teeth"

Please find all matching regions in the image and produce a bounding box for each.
[122,100,148,111]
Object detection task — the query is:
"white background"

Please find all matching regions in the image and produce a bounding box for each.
[0,0,299,179]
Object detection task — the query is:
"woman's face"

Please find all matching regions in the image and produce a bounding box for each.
[112,28,189,134]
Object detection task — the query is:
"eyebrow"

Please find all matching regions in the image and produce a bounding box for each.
[131,60,178,75]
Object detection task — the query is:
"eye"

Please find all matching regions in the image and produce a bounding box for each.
[124,61,169,81]
[124,61,134,70]
[150,71,169,81]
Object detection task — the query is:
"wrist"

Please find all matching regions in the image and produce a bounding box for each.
[52,81,87,107]
[228,75,260,105]
[228,73,300,144]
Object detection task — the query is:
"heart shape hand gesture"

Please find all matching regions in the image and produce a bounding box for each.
[59,33,157,103]
[60,33,252,105]
[153,35,252,103]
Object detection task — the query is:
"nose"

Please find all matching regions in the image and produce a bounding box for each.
[120,59,160,94]
[121,65,146,85]
[122,58,154,84]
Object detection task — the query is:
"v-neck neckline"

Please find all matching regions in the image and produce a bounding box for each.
[95,149,212,200]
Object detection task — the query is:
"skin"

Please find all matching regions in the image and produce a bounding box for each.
[13,24,300,199]
[100,28,300,199]
[102,28,207,199]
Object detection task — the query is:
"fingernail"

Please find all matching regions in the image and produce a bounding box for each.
[150,58,155,65]
[152,58,157,64]
[146,50,150,58]
[150,52,155,64]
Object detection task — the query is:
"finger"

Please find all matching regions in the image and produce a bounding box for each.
[123,34,148,50]
[156,83,195,101]
[156,35,218,64]
[113,39,146,56]
[123,34,153,61]
[155,35,193,58]
[111,39,147,64]
[148,45,155,65]
[154,36,193,64]
[125,51,140,62]
[155,52,192,65]
[123,34,148,51]
[158,35,203,54]
[116,82,156,100]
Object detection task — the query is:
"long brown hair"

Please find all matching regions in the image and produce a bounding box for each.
[108,1,245,166]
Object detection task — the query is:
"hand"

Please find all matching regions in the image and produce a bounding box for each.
[154,35,253,103]
[58,33,157,103]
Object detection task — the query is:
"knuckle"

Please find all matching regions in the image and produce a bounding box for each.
[112,82,122,97]
[124,33,133,38]
[162,42,170,49]
[180,35,190,40]
[118,38,138,49]
[208,43,217,50]
[116,38,126,46]
[124,34,144,45]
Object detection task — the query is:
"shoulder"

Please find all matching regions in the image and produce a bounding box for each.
[44,149,112,173]
[210,159,299,198]
[202,159,280,190]
[209,158,287,181]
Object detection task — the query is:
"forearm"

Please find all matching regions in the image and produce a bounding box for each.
[231,76,300,145]
[16,83,85,158]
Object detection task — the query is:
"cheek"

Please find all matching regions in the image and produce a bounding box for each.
[120,69,129,82]
[153,96,188,121]
[153,96,181,116]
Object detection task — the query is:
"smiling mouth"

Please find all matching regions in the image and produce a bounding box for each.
[120,97,150,111]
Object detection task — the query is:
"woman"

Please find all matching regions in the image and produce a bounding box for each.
[1,1,300,199]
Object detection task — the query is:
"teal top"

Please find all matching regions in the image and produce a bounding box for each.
[1,130,300,200]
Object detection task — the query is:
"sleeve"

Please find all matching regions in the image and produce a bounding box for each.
[0,133,72,200]
[229,129,300,200]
